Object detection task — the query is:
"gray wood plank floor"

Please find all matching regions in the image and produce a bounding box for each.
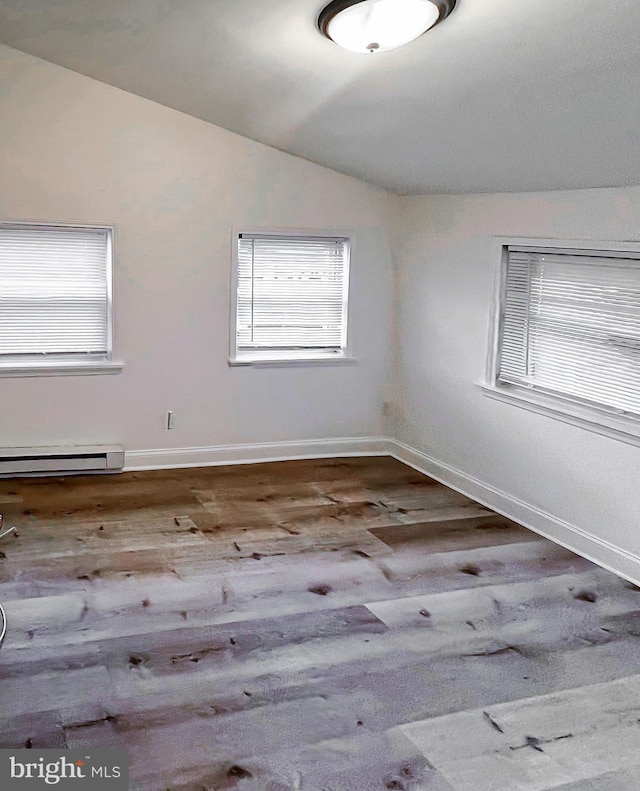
[0,456,638,790]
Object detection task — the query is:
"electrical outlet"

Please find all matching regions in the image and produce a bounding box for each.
[167,411,176,430]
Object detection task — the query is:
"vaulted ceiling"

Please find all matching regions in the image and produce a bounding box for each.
[1,0,639,194]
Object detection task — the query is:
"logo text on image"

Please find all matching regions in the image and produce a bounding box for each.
[1,749,128,788]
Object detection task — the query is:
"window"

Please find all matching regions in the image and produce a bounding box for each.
[230,230,351,364]
[0,222,119,375]
[485,241,640,442]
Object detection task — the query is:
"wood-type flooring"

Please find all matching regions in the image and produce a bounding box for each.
[0,456,639,790]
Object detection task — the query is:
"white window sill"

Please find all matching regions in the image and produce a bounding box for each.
[228,353,356,368]
[477,380,640,447]
[0,360,125,378]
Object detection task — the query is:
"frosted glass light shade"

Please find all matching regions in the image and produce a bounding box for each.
[318,0,454,54]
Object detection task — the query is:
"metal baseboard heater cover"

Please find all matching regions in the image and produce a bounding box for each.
[0,445,124,476]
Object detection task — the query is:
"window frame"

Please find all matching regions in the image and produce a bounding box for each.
[228,226,355,367]
[0,219,122,377]
[479,237,640,447]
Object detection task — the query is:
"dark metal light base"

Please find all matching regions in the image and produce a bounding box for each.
[317,0,457,43]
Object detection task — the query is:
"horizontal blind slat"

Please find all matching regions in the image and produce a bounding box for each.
[0,225,110,358]
[237,234,348,352]
[498,247,640,416]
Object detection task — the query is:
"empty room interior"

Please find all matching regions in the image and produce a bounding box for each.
[1,0,640,789]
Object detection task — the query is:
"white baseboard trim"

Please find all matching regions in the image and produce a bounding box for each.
[125,436,393,472]
[389,439,640,587]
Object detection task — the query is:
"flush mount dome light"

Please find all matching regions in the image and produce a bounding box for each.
[318,0,456,54]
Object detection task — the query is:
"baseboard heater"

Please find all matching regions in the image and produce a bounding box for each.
[0,445,124,476]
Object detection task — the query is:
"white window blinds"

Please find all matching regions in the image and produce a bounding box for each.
[236,233,349,354]
[0,224,111,359]
[498,247,640,416]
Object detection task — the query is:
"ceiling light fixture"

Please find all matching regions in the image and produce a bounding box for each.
[318,0,456,54]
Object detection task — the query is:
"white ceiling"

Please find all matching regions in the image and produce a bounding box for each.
[1,0,639,194]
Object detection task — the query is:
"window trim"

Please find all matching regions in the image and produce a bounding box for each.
[228,226,354,366]
[479,236,640,446]
[0,219,123,377]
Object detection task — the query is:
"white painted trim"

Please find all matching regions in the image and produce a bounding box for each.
[478,381,640,447]
[228,226,354,364]
[492,236,640,257]
[0,361,124,377]
[124,436,393,472]
[485,236,640,443]
[0,219,117,367]
[228,354,357,368]
[389,439,640,587]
